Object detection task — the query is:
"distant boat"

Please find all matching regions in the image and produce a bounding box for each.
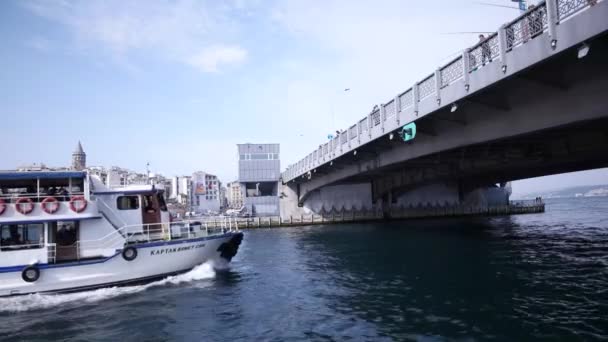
[0,171,243,297]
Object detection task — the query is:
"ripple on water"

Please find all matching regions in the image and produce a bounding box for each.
[1,198,607,341]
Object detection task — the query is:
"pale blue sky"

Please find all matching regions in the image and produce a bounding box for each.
[1,0,606,193]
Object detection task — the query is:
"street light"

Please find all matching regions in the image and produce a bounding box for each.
[578,43,590,59]
[450,103,458,113]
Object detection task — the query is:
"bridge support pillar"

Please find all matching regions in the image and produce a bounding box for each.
[381,192,393,220]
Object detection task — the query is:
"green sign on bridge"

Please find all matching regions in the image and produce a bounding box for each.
[401,122,416,142]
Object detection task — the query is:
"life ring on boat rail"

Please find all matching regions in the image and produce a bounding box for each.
[41,197,60,214]
[22,266,40,283]
[0,198,6,215]
[15,197,34,215]
[122,246,138,261]
[69,196,87,213]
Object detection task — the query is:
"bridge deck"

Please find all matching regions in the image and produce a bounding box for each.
[283,0,607,184]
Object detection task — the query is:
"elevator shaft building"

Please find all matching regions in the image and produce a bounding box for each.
[237,143,280,216]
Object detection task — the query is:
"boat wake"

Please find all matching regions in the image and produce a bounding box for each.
[0,261,219,313]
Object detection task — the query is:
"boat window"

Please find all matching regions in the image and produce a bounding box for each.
[0,176,85,203]
[0,223,44,251]
[117,196,139,210]
[157,193,168,212]
[55,221,78,246]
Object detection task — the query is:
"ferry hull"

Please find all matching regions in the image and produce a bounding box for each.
[0,232,243,297]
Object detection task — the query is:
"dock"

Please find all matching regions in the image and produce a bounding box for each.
[196,200,544,229]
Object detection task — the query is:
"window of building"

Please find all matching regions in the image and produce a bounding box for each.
[240,153,280,161]
[117,196,139,210]
[0,223,44,251]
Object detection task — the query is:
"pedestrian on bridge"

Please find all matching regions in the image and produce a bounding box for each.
[479,34,492,66]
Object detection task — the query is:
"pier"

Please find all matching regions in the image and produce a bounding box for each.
[198,200,544,229]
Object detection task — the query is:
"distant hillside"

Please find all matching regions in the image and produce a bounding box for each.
[515,184,608,199]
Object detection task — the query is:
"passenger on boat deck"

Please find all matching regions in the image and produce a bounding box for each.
[58,187,68,200]
[144,196,156,213]
[9,227,23,245]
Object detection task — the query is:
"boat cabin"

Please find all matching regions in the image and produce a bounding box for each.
[0,171,170,267]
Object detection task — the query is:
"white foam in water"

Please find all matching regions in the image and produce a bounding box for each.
[0,261,219,313]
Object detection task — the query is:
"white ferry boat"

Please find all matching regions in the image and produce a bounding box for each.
[0,171,243,297]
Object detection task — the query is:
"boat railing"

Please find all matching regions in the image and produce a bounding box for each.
[0,241,45,252]
[0,191,86,203]
[74,218,240,252]
[47,243,56,263]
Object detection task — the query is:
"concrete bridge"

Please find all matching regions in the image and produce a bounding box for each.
[280,0,608,218]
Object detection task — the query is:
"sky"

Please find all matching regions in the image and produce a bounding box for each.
[0,0,606,193]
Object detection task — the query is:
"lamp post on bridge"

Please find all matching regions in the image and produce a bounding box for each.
[511,0,527,13]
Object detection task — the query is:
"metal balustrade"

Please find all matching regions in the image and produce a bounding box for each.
[469,33,500,72]
[371,110,381,126]
[440,57,464,87]
[282,0,603,182]
[399,89,413,110]
[558,0,592,20]
[384,100,396,120]
[506,3,548,50]
[418,75,436,100]
[349,125,357,140]
[359,117,368,133]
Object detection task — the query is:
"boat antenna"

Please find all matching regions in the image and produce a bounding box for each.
[146,162,150,184]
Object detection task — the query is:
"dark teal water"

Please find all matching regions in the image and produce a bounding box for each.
[1,197,607,341]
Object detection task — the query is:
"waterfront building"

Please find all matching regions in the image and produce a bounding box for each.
[219,185,228,210]
[227,181,244,209]
[237,143,280,216]
[191,171,221,214]
[71,141,86,171]
[170,176,179,200]
[169,176,193,206]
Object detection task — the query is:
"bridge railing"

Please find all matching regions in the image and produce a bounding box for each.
[557,0,595,20]
[283,0,602,182]
[440,57,464,88]
[418,74,436,101]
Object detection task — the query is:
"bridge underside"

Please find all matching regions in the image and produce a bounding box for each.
[290,30,608,208]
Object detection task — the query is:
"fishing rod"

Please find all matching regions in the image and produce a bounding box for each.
[440,31,495,35]
[473,1,521,10]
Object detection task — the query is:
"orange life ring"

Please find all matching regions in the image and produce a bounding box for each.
[69,196,87,213]
[0,198,6,215]
[41,197,60,214]
[15,197,34,215]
